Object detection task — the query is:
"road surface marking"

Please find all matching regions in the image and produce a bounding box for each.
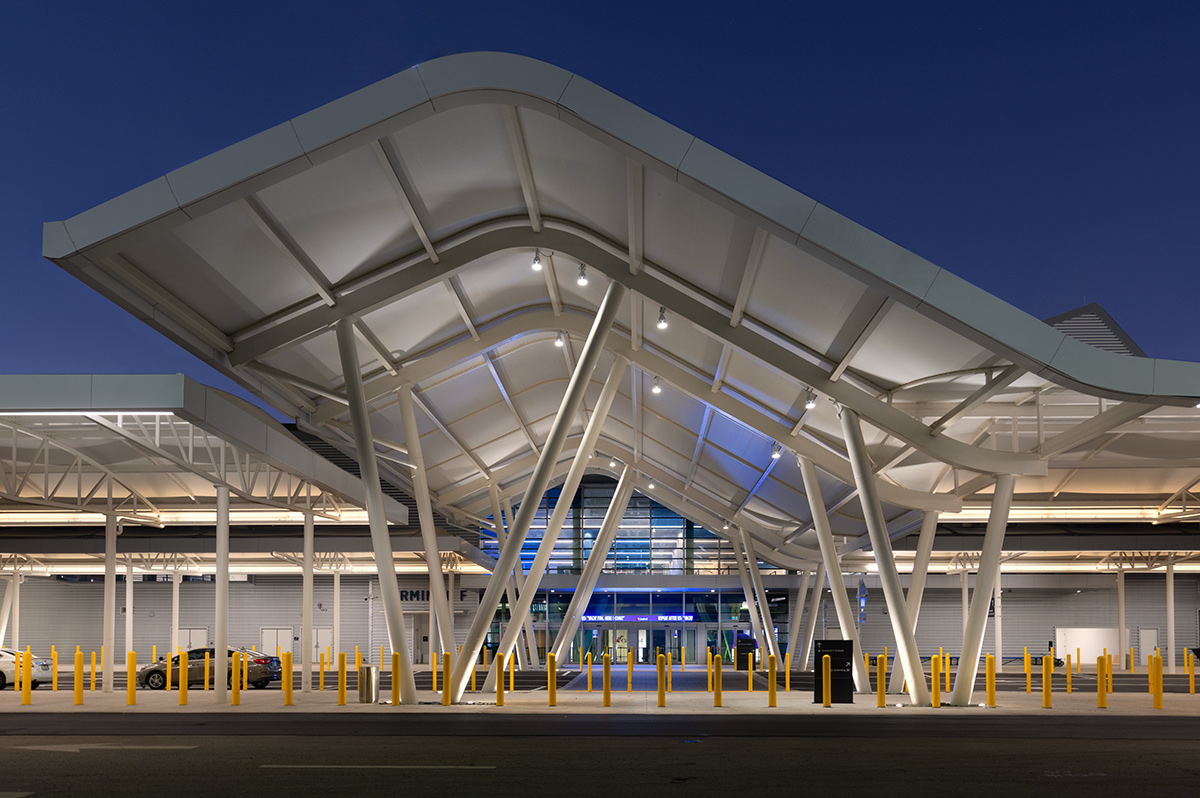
[14,744,197,753]
[261,765,495,770]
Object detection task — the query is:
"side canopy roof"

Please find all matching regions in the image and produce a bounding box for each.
[42,53,1200,566]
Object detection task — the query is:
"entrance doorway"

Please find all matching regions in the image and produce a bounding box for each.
[179,627,208,650]
[1139,627,1159,667]
[313,627,332,663]
[261,627,293,658]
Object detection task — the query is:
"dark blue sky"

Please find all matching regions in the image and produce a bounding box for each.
[4,2,1197,409]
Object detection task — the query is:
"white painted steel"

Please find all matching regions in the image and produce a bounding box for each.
[889,510,937,692]
[215,486,229,702]
[170,570,180,658]
[1117,569,1126,669]
[335,317,416,704]
[731,536,767,658]
[103,516,116,693]
[332,570,341,657]
[549,465,635,661]
[449,280,625,703]
[302,512,313,691]
[741,528,781,661]
[951,472,1014,706]
[125,560,133,661]
[961,571,969,640]
[799,561,825,671]
[786,569,810,669]
[1167,560,1175,673]
[993,571,1003,672]
[396,385,454,653]
[0,576,12,647]
[798,455,870,693]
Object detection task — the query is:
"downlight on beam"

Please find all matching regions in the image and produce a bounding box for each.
[651,376,662,394]
[657,306,668,330]
[531,249,543,271]
[577,263,588,286]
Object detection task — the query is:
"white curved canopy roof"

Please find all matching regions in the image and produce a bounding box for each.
[43,53,1200,567]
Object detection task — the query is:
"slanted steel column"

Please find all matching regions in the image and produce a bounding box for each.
[332,570,341,657]
[450,280,625,703]
[993,570,1003,672]
[1167,560,1176,674]
[1117,568,1126,669]
[335,317,416,704]
[889,510,937,692]
[489,486,530,670]
[0,575,13,647]
[550,465,635,661]
[786,569,811,669]
[214,486,229,702]
[731,536,768,658]
[103,515,117,693]
[741,528,781,661]
[835,410,929,704]
[170,568,180,658]
[503,496,541,669]
[491,356,629,686]
[125,560,134,660]
[961,571,970,640]
[397,384,455,655]
[301,512,314,691]
[8,574,19,651]
[800,561,825,670]
[951,472,1015,706]
[797,455,870,693]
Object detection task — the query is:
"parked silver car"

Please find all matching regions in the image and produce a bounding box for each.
[135,647,281,690]
[0,647,52,690]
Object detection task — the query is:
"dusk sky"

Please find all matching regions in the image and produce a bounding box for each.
[5,3,1197,413]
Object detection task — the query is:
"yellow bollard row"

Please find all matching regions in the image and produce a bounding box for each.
[603,652,611,707]
[714,654,723,707]
[548,652,557,707]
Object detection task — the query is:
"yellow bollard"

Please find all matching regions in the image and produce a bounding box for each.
[864,651,870,685]
[152,644,156,667]
[1153,653,1163,709]
[822,654,832,708]
[877,654,886,707]
[90,651,96,692]
[1077,647,1082,673]
[166,647,173,692]
[932,654,941,708]
[603,652,611,707]
[443,650,451,707]
[986,654,996,708]
[1024,646,1031,693]
[1190,649,1195,695]
[667,652,672,693]
[100,644,104,678]
[284,652,293,706]
[785,652,791,693]
[356,646,361,673]
[628,650,634,692]
[126,651,136,706]
[1097,656,1107,708]
[509,653,515,693]
[243,651,248,691]
[391,651,400,705]
[432,651,438,692]
[232,652,241,706]
[768,654,777,708]
[548,652,557,706]
[381,645,385,669]
[1042,653,1052,709]
[179,649,188,706]
[52,648,58,691]
[319,652,325,691]
[657,653,666,707]
[682,646,685,671]
[496,655,505,707]
[20,651,31,706]
[1107,653,1113,694]
[73,651,84,706]
[587,652,592,692]
[204,651,210,691]
[1130,646,1136,674]
[748,652,754,692]
[1066,654,1072,693]
[714,654,723,707]
[708,648,713,693]
[337,652,346,706]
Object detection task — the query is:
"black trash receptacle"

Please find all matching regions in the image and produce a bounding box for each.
[735,637,757,671]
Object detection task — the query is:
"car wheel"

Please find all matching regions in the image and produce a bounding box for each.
[0,671,7,690]
[31,682,40,690]
[252,680,270,689]
[146,671,167,690]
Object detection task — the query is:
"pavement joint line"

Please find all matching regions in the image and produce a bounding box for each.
[260,764,497,770]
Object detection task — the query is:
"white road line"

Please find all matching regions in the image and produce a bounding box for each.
[261,765,496,770]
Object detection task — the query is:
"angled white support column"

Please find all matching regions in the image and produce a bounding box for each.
[500,497,538,668]
[836,410,930,704]
[488,486,529,670]
[301,512,314,691]
[951,472,1015,706]
[797,455,869,693]
[731,536,768,659]
[741,528,781,661]
[103,515,116,693]
[786,569,811,669]
[335,317,416,704]
[214,486,229,702]
[450,280,625,702]
[1117,568,1126,669]
[0,576,13,647]
[125,560,134,660]
[9,574,20,651]
[332,570,341,657]
[961,571,969,640]
[1167,560,1176,674]
[550,464,635,661]
[889,510,937,692]
[170,568,180,658]
[993,570,1003,672]
[397,384,455,654]
[800,561,825,671]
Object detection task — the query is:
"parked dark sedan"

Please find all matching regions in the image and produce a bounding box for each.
[136,647,281,689]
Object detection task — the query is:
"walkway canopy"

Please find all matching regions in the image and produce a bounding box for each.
[42,52,1200,571]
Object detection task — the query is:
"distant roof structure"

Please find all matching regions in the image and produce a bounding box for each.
[39,52,1200,568]
[1044,303,1147,358]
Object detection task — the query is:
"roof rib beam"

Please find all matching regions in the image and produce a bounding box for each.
[372,137,439,263]
[729,228,768,328]
[829,297,892,382]
[410,390,491,479]
[444,277,480,342]
[482,352,540,456]
[626,159,643,275]
[241,196,336,306]
[502,106,541,233]
[929,365,1023,435]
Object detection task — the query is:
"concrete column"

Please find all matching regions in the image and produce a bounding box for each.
[214,486,229,702]
[171,569,180,658]
[951,473,1015,706]
[549,465,635,661]
[798,455,870,692]
[1167,560,1176,674]
[889,510,938,692]
[993,571,1003,672]
[786,570,811,669]
[125,559,134,660]
[0,575,13,647]
[301,512,314,691]
[1117,568,1126,669]
[335,317,416,704]
[449,280,625,703]
[332,570,341,658]
[731,536,768,660]
[835,410,930,705]
[397,384,455,654]
[741,528,781,661]
[800,561,826,671]
[103,515,116,693]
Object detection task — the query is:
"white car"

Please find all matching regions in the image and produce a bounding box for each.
[0,647,52,691]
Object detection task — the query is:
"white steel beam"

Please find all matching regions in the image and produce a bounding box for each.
[888,510,938,693]
[502,106,542,233]
[799,560,825,671]
[741,527,781,661]
[444,277,480,341]
[241,195,336,306]
[481,352,539,455]
[1035,402,1157,458]
[103,516,116,693]
[410,391,491,479]
[301,511,313,691]
[731,535,768,658]
[372,137,439,263]
[729,228,768,328]
[929,365,1023,435]
[828,298,893,382]
[214,487,229,702]
[1167,559,1176,673]
[626,159,643,275]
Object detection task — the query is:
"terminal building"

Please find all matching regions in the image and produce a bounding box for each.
[6,52,1199,705]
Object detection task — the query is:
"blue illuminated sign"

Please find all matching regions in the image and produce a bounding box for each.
[580,614,695,623]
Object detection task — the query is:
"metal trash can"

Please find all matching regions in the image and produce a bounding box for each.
[358,664,380,703]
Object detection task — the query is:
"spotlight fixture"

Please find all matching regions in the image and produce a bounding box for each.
[554,332,565,348]
[577,263,588,286]
[609,457,617,468]
[657,306,668,330]
[804,389,817,410]
[651,376,662,394]
[531,249,543,272]
[771,442,782,459]
[648,480,656,489]
[722,522,730,530]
